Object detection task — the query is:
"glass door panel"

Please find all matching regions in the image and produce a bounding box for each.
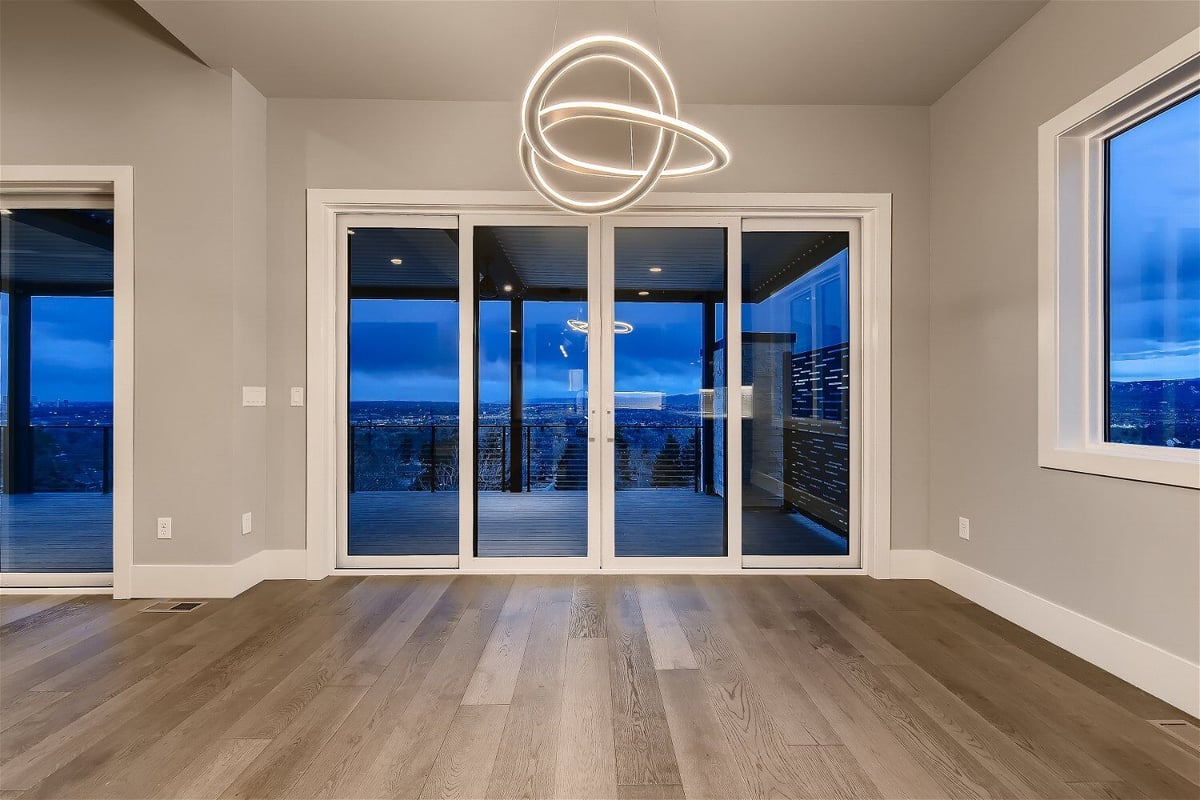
[473,225,593,558]
[604,223,735,564]
[740,224,858,566]
[345,222,460,563]
[1,208,115,576]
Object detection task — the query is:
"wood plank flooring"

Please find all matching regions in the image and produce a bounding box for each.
[1,576,1196,799]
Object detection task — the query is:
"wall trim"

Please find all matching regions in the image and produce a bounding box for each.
[128,548,308,598]
[891,549,1199,716]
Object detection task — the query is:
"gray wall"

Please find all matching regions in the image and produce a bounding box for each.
[0,0,268,567]
[264,100,933,553]
[929,1,1200,662]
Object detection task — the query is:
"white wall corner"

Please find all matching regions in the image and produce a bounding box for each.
[895,549,1200,716]
[889,548,935,578]
[262,549,308,580]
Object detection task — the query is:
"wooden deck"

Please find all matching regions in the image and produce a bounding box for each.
[0,494,112,572]
[1,575,1195,799]
[350,489,848,558]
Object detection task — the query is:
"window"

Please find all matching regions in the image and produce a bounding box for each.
[1039,32,1200,487]
[1105,93,1200,449]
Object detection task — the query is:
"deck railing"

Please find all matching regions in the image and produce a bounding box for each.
[349,422,702,493]
[0,424,113,493]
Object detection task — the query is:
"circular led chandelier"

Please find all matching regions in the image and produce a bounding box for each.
[520,35,730,215]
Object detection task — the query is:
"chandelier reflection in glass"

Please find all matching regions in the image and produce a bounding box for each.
[566,318,634,334]
[520,35,730,215]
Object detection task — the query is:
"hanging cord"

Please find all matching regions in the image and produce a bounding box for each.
[652,0,663,58]
[627,2,635,170]
[549,0,560,56]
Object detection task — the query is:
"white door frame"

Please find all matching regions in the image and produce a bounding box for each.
[0,165,134,597]
[307,190,892,578]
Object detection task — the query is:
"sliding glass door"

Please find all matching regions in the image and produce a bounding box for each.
[340,216,461,568]
[739,219,859,567]
[336,213,860,570]
[467,220,600,567]
[1,206,115,581]
[600,218,742,569]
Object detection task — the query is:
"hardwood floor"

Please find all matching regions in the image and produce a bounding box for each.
[1,576,1196,799]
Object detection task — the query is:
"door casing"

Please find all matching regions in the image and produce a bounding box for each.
[311,190,892,578]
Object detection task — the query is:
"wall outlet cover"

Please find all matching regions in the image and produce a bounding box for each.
[242,386,267,407]
[958,516,970,540]
[157,517,172,539]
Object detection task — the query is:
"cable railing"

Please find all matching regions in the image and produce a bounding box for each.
[349,422,702,493]
[0,424,113,493]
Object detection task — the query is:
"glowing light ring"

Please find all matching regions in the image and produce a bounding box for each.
[567,318,634,334]
[520,35,729,214]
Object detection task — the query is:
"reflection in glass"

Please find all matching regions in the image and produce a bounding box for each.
[1106,92,1200,449]
[1,209,115,572]
[741,231,851,557]
[613,227,726,557]
[348,227,460,555]
[475,226,589,557]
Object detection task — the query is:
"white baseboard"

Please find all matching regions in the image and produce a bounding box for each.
[129,549,310,599]
[889,549,1200,717]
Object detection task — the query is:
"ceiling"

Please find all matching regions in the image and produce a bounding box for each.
[135,0,1046,105]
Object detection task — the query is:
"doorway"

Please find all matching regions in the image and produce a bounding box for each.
[0,169,133,594]
[319,195,888,575]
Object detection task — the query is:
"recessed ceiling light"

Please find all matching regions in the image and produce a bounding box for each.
[390,258,403,265]
[503,284,513,292]
[648,266,662,273]
[637,290,650,296]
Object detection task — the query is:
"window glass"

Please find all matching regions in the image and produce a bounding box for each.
[1106,93,1200,449]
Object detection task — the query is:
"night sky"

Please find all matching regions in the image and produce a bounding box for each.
[1108,92,1200,382]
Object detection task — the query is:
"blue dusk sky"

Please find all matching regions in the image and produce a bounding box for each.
[1108,92,1200,382]
[0,295,114,404]
[350,299,707,403]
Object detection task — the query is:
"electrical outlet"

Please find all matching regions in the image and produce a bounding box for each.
[157,517,172,539]
[241,512,252,535]
[958,516,970,540]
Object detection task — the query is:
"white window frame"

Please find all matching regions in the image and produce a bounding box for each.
[1038,30,1200,489]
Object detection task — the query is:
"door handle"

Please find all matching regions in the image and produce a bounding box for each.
[606,408,614,442]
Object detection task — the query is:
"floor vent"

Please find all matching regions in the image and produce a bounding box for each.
[1150,720,1200,752]
[142,601,206,613]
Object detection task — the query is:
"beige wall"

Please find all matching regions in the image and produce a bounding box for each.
[0,0,268,567]
[929,1,1200,662]
[264,100,933,553]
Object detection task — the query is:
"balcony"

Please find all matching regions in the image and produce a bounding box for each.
[0,425,114,572]
[348,422,845,557]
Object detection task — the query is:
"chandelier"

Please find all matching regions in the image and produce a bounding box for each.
[520,35,730,215]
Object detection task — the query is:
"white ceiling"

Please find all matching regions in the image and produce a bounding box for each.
[135,0,1046,105]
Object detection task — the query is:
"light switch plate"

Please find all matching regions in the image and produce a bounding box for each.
[290,387,305,407]
[241,512,252,535]
[958,516,970,540]
[242,386,267,407]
